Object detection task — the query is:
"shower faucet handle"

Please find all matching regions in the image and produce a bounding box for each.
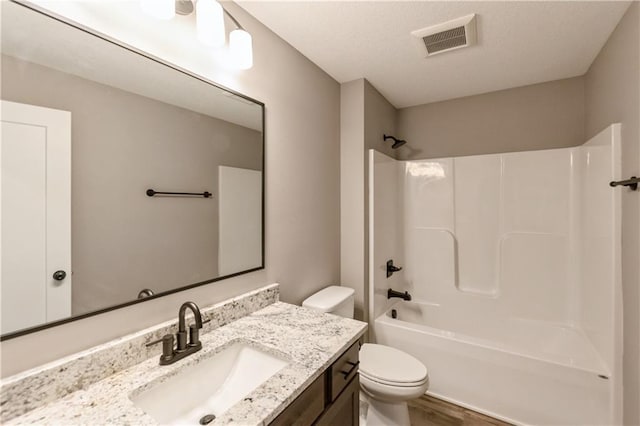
[386,259,403,278]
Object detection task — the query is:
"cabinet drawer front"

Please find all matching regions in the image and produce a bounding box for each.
[270,374,325,426]
[329,342,359,402]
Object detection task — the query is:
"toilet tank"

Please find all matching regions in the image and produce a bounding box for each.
[302,286,355,319]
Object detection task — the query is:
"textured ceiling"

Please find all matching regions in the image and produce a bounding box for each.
[237,1,631,108]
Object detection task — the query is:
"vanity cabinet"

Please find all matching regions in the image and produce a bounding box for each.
[270,342,360,426]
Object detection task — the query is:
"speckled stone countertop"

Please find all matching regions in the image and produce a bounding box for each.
[1,284,280,423]
[5,302,367,425]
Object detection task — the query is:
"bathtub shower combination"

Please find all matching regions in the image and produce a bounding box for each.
[368,124,622,425]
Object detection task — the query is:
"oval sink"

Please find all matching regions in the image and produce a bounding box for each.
[131,343,289,424]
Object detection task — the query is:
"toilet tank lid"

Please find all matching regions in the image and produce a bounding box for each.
[302,286,354,312]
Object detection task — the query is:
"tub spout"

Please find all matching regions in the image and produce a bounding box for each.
[388,288,412,301]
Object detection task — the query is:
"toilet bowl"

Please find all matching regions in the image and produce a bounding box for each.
[302,286,429,426]
[359,343,429,426]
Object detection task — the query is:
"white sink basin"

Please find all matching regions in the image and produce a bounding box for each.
[131,343,289,425]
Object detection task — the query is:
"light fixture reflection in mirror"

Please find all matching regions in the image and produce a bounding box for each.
[141,0,253,70]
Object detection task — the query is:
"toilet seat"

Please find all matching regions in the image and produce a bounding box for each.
[360,370,430,405]
[359,343,428,387]
[360,370,428,387]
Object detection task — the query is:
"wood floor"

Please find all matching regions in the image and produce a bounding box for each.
[407,395,513,426]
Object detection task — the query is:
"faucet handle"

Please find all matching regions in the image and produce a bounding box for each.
[188,319,211,347]
[146,334,174,362]
[189,324,200,347]
[146,334,170,347]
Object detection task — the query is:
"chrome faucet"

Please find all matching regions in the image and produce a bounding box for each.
[146,301,208,365]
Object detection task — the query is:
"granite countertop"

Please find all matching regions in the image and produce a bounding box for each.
[6,302,367,426]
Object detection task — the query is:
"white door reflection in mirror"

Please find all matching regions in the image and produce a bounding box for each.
[218,166,262,276]
[1,100,71,334]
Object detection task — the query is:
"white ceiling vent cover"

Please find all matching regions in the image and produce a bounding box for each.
[412,14,477,57]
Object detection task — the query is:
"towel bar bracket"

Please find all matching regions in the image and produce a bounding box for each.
[609,176,639,191]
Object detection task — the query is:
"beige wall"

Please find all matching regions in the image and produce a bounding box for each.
[0,2,340,377]
[2,54,262,316]
[396,77,585,160]
[584,3,640,425]
[340,79,366,320]
[364,80,398,159]
[340,79,397,323]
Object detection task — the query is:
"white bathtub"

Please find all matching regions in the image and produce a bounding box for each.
[374,301,613,425]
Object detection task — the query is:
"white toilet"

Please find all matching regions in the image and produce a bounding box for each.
[302,286,429,426]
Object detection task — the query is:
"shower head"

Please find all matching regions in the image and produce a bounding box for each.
[383,134,407,149]
[392,139,406,149]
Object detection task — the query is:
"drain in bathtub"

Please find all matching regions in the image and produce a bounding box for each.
[391,309,397,319]
[199,414,216,425]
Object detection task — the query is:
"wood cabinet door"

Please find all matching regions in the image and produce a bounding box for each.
[315,376,359,426]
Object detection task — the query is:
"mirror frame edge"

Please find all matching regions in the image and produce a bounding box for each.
[0,0,266,342]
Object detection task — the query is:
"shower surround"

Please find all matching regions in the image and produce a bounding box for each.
[368,124,622,425]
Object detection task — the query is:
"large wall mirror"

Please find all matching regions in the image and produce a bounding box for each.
[0,1,264,339]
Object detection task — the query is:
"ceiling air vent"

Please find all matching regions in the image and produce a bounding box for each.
[412,14,477,57]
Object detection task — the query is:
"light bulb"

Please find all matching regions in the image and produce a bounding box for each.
[230,29,253,70]
[140,0,175,20]
[196,0,225,48]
